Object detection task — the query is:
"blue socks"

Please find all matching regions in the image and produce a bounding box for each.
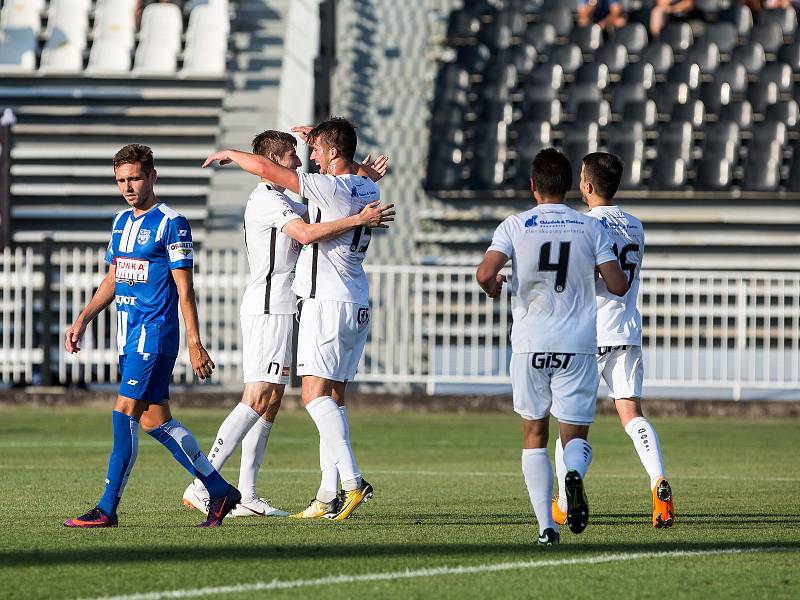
[97,411,139,517]
[147,418,229,498]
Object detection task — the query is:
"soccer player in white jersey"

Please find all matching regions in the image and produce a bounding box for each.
[476,148,628,545]
[203,117,385,520]
[183,130,392,518]
[551,152,675,528]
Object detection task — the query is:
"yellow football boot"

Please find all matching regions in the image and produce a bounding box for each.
[331,480,374,521]
[290,498,339,519]
[551,497,568,525]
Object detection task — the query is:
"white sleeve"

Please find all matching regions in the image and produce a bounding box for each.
[487,217,514,259]
[298,172,338,211]
[287,198,308,217]
[593,221,617,265]
[266,198,305,231]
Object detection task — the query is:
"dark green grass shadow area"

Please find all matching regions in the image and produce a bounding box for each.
[3,540,798,569]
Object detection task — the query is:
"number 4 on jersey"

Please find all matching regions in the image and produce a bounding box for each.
[538,241,571,293]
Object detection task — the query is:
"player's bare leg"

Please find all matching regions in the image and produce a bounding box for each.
[615,397,674,528]
[521,416,559,545]
[297,375,372,520]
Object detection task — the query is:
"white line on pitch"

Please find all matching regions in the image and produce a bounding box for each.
[81,547,794,600]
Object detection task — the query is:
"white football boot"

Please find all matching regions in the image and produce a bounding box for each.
[181,482,210,515]
[232,497,290,517]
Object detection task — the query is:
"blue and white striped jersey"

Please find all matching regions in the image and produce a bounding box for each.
[104,203,193,357]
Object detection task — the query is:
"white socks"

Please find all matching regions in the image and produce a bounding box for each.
[194,402,260,495]
[238,417,273,502]
[624,416,666,489]
[522,448,556,535]
[562,438,593,478]
[306,396,361,491]
[554,437,567,512]
[317,406,347,503]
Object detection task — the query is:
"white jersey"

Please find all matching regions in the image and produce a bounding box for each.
[292,172,379,306]
[240,183,308,316]
[488,203,616,354]
[587,205,645,346]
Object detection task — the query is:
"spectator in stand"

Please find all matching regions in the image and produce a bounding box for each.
[741,0,800,15]
[649,0,696,38]
[577,0,628,33]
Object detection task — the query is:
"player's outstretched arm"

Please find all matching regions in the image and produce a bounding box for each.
[476,250,509,299]
[597,259,629,296]
[357,154,390,182]
[202,149,301,195]
[171,267,215,380]
[65,265,117,353]
[282,201,395,245]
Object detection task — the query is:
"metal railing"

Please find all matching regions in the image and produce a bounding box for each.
[1,245,798,399]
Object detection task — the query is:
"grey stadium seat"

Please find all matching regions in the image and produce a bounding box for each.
[777,41,800,72]
[695,156,734,190]
[731,42,766,75]
[651,158,688,189]
[595,41,628,75]
[623,99,658,128]
[714,62,748,96]
[522,98,562,125]
[576,99,611,127]
[564,83,602,114]
[719,100,754,129]
[640,42,674,76]
[704,22,738,55]
[525,23,557,53]
[657,120,694,162]
[662,22,693,53]
[39,41,83,73]
[569,24,602,53]
[672,99,705,129]
[622,62,656,89]
[575,62,609,89]
[611,83,647,115]
[765,99,799,128]
[686,40,721,74]
[668,62,701,90]
[749,22,783,54]
[760,8,797,36]
[651,81,691,115]
[722,3,753,37]
[704,121,741,163]
[540,5,573,37]
[612,22,648,53]
[549,43,582,76]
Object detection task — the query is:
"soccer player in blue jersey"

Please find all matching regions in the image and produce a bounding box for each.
[64,144,240,528]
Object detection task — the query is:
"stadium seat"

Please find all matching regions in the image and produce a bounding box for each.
[133,41,178,75]
[186,3,231,39]
[752,120,788,148]
[509,43,538,76]
[732,42,766,75]
[45,10,88,51]
[594,41,628,75]
[704,22,738,56]
[576,99,611,127]
[549,43,582,76]
[789,144,800,191]
[478,20,512,51]
[694,0,725,15]
[765,99,799,128]
[662,22,693,53]
[564,121,599,180]
[612,22,648,53]
[522,98,562,125]
[700,80,732,115]
[622,62,655,89]
[651,81,690,115]
[575,62,609,89]
[651,158,688,189]
[761,62,793,93]
[456,44,491,73]
[777,41,800,72]
[721,3,753,36]
[93,1,135,50]
[618,158,643,189]
[743,152,781,191]
[0,0,41,34]
[0,26,37,71]
[746,80,779,114]
[640,42,674,76]
[672,99,705,129]
[139,3,183,52]
[606,120,644,143]
[695,156,733,190]
[750,22,783,54]
[760,8,797,36]
[611,83,647,115]
[540,4,573,37]
[524,23,557,53]
[719,100,753,129]
[686,40,721,74]
[182,42,226,78]
[39,40,82,73]
[622,99,658,128]
[668,62,701,90]
[446,10,479,40]
[714,62,748,95]
[704,121,740,163]
[569,24,602,53]
[510,120,551,161]
[657,120,694,162]
[564,83,602,114]
[525,64,563,92]
[85,37,131,74]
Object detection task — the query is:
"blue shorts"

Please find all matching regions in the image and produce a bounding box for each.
[118,354,176,404]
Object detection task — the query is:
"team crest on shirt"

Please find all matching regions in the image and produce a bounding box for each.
[137,229,151,245]
[525,214,538,228]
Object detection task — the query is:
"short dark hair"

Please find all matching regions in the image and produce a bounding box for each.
[308,117,357,162]
[531,148,572,199]
[113,144,154,174]
[252,130,297,159]
[582,152,624,200]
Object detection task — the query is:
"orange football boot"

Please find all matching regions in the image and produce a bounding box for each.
[551,497,568,525]
[652,477,675,528]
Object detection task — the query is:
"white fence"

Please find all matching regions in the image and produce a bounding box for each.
[0,246,799,399]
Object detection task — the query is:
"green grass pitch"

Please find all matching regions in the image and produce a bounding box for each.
[0,405,798,599]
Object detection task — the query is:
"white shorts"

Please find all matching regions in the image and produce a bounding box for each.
[296,298,370,382]
[510,352,599,425]
[597,345,644,400]
[241,313,293,384]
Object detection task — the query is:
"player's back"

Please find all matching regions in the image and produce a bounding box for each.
[241,183,307,316]
[292,172,379,305]
[586,205,645,346]
[490,203,615,354]
[106,202,194,356]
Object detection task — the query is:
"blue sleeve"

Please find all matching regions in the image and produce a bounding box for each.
[104,219,116,264]
[163,216,194,269]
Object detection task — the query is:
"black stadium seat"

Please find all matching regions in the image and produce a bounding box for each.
[569,24,602,53]
[789,142,800,191]
[714,62,748,96]
[722,3,753,37]
[657,120,694,162]
[765,99,799,128]
[719,100,754,129]
[612,23,648,53]
[510,43,538,76]
[761,62,794,93]
[595,41,628,74]
[549,43,583,76]
[611,83,647,115]
[623,99,658,128]
[622,62,656,89]
[747,80,779,114]
[525,63,563,90]
[732,42,766,75]
[686,40,721,74]
[761,8,797,36]
[750,22,784,54]
[704,121,741,163]
[695,156,734,190]
[525,23,557,53]
[640,42,674,76]
[651,158,688,189]
[652,82,691,115]
[743,151,782,191]
[700,80,732,115]
[523,98,562,125]
[662,22,694,53]
[672,99,705,129]
[540,5,573,37]
[576,99,611,127]
[668,62,701,90]
[777,41,800,72]
[575,62,610,89]
[565,83,602,114]
[704,22,738,56]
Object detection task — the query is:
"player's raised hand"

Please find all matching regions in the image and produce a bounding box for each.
[361,154,390,181]
[189,342,215,380]
[202,150,232,168]
[358,201,395,229]
[291,126,314,143]
[64,321,86,353]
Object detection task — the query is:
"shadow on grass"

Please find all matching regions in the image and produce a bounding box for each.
[3,540,799,568]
